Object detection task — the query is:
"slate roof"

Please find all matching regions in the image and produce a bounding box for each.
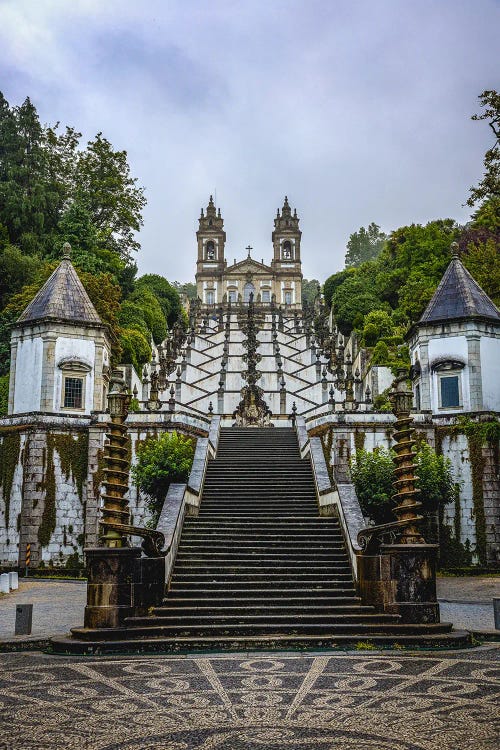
[17,258,102,326]
[418,254,500,325]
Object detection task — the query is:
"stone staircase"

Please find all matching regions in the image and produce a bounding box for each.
[60,427,468,653]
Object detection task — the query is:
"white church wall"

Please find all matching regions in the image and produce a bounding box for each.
[428,335,469,412]
[53,337,96,413]
[480,336,500,411]
[13,336,43,413]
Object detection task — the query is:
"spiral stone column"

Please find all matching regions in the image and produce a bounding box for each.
[391,368,425,545]
[84,369,141,629]
[381,367,439,623]
[100,370,131,547]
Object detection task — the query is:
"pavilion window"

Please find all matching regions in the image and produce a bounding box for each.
[439,375,460,408]
[63,376,84,409]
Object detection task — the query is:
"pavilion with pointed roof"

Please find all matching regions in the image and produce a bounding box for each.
[407,249,500,415]
[8,244,112,415]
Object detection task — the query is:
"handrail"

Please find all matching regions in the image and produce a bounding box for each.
[295,416,365,580]
[156,483,187,584]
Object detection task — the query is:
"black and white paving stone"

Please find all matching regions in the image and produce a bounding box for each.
[0,647,498,749]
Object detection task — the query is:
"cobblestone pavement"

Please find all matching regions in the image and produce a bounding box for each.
[0,647,499,749]
[1,577,498,641]
[0,580,86,641]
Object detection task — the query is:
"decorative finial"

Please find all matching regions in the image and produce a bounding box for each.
[246,244,253,257]
[450,241,460,259]
[62,242,71,260]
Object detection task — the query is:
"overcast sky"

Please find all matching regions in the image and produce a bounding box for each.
[1,0,498,283]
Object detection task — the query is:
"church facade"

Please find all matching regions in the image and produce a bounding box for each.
[195,196,303,308]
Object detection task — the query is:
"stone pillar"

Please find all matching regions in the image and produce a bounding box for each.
[40,333,57,412]
[7,340,18,415]
[18,432,47,568]
[467,335,483,411]
[418,340,432,411]
[84,547,141,628]
[93,341,105,411]
[482,443,500,565]
[84,424,105,548]
[381,544,440,623]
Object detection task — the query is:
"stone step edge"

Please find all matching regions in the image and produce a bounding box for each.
[50,630,472,655]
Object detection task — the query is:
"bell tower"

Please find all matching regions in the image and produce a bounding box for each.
[271,197,302,308]
[196,196,226,304]
[272,196,301,266]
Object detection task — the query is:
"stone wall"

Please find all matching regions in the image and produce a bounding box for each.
[306,411,499,567]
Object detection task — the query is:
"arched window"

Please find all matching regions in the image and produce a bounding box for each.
[206,290,215,305]
[284,290,292,305]
[244,282,255,303]
[206,241,215,260]
[282,240,292,260]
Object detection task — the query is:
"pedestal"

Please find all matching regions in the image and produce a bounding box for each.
[84,547,142,629]
[381,543,440,624]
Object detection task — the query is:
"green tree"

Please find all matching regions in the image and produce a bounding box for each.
[0,373,8,415]
[0,95,59,255]
[323,269,351,308]
[345,223,386,267]
[132,432,195,520]
[351,444,455,529]
[362,310,395,346]
[0,244,39,307]
[172,281,197,300]
[119,327,151,373]
[75,132,146,261]
[330,270,384,334]
[135,274,182,328]
[301,278,321,306]
[467,90,500,208]
[129,287,167,344]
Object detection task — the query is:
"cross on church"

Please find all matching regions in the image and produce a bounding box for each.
[246,245,253,257]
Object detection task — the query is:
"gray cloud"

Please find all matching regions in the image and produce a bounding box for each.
[0,0,498,282]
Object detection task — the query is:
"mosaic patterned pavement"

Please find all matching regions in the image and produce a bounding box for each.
[0,648,499,749]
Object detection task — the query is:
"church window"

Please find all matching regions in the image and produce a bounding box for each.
[206,290,215,305]
[284,290,292,305]
[228,290,237,303]
[439,375,460,409]
[244,282,255,303]
[206,241,215,260]
[282,241,292,260]
[63,376,84,409]
[262,290,270,303]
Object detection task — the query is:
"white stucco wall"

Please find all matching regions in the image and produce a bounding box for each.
[13,337,43,413]
[0,433,26,565]
[480,336,500,411]
[41,442,86,565]
[53,337,95,413]
[441,433,477,556]
[428,336,469,413]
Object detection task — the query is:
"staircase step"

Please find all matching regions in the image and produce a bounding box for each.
[71,621,458,641]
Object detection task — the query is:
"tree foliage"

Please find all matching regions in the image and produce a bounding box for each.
[351,444,455,526]
[0,92,185,379]
[135,274,182,328]
[467,90,500,208]
[301,278,321,306]
[131,432,195,519]
[345,223,386,267]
